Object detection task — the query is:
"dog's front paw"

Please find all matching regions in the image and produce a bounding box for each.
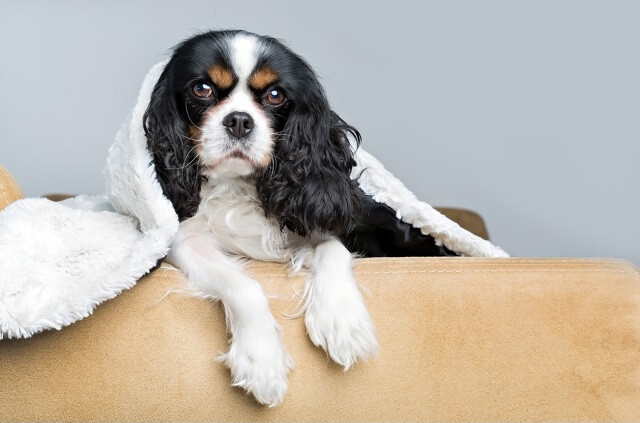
[305,282,379,370]
[220,322,293,407]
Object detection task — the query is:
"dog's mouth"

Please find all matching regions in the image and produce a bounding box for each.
[201,149,258,174]
[226,150,250,161]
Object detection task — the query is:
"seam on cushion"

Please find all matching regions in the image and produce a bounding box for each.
[365,262,631,266]
[356,257,629,261]
[356,258,632,265]
[161,259,633,267]
[148,270,638,279]
[353,269,639,275]
[147,273,292,287]
[152,265,638,277]
[353,260,640,273]
[154,260,635,273]
[144,274,186,281]
[158,258,632,266]
[355,263,633,272]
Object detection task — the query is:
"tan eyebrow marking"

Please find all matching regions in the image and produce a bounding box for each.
[207,65,234,89]
[249,67,279,90]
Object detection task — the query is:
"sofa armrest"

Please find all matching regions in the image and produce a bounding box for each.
[436,207,489,240]
[0,166,24,211]
[1,258,638,421]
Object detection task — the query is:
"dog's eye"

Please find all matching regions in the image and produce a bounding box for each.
[265,88,285,106]
[192,82,213,99]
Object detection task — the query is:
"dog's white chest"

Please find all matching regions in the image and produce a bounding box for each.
[197,179,290,261]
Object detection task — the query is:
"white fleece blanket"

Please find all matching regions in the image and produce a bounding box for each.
[0,62,507,340]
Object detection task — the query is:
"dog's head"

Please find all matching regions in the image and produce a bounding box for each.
[144,30,361,236]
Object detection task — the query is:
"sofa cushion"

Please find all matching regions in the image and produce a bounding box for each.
[1,257,638,421]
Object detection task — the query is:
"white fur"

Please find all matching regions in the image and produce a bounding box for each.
[198,178,293,261]
[301,239,379,370]
[166,214,292,407]
[198,33,273,178]
[169,174,378,405]
[230,33,261,80]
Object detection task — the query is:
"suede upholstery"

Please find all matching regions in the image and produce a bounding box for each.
[0,166,24,210]
[1,166,639,422]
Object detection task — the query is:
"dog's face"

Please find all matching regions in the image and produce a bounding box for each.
[145,30,361,236]
[169,32,300,179]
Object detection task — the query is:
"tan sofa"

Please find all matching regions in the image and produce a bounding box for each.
[1,166,639,422]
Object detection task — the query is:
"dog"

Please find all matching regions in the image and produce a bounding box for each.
[144,30,378,406]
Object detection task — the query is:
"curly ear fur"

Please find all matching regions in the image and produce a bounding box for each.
[256,96,362,237]
[143,65,201,220]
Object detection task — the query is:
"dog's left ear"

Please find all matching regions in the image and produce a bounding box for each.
[256,92,362,237]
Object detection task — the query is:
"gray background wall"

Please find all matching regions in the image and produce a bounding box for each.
[1,1,638,264]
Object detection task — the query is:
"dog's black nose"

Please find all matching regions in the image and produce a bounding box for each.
[222,112,254,139]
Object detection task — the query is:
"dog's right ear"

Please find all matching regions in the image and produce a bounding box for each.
[143,64,201,220]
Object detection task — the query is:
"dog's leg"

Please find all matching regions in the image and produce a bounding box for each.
[303,238,379,370]
[168,216,292,407]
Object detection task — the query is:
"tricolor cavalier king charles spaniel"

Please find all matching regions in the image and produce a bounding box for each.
[145,30,377,406]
